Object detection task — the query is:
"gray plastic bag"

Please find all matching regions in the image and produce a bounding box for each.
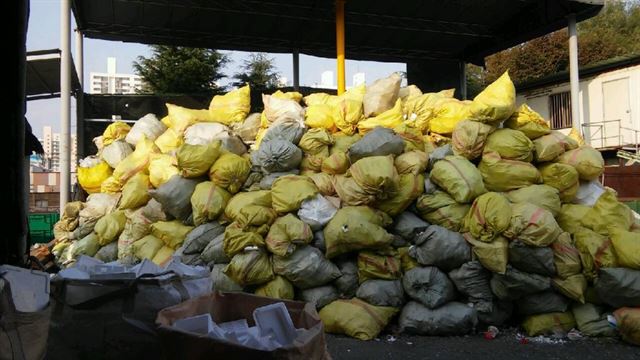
[348,127,404,162]
[312,231,326,253]
[334,259,358,297]
[200,233,228,265]
[478,300,513,326]
[181,222,225,255]
[220,135,247,155]
[149,175,198,223]
[300,285,339,310]
[403,266,456,309]
[572,303,616,337]
[508,241,556,276]
[273,246,341,289]
[399,301,478,335]
[427,144,453,171]
[210,264,243,292]
[262,121,305,145]
[356,280,405,307]
[594,267,640,307]
[409,225,471,271]
[516,290,570,316]
[94,242,118,263]
[449,261,493,313]
[393,212,429,241]
[490,265,551,301]
[255,140,303,173]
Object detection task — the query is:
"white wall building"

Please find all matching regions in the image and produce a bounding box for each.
[42,126,77,172]
[516,56,640,149]
[353,72,366,87]
[89,57,143,94]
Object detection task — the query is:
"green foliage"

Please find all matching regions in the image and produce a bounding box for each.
[232,53,280,90]
[133,45,228,94]
[484,0,640,85]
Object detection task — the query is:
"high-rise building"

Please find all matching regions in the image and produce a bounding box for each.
[89,57,143,94]
[42,126,77,172]
[321,71,335,89]
[353,72,366,87]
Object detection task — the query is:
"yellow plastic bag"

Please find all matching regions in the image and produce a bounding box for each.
[416,190,456,214]
[165,103,212,133]
[334,98,364,135]
[609,228,640,269]
[574,227,617,280]
[552,274,587,303]
[374,174,424,217]
[223,222,268,258]
[429,98,472,135]
[393,124,425,152]
[224,190,272,221]
[150,220,194,249]
[209,153,251,194]
[398,246,419,272]
[319,298,398,340]
[324,206,393,259]
[357,250,402,283]
[583,190,635,235]
[503,202,561,247]
[463,192,512,242]
[100,176,122,194]
[154,128,183,154]
[132,234,164,260]
[394,151,428,175]
[177,141,222,178]
[556,205,591,234]
[614,307,640,346]
[102,121,131,146]
[119,173,151,209]
[506,184,561,217]
[398,85,422,101]
[94,210,127,246]
[333,175,375,206]
[152,245,174,266]
[469,71,516,124]
[533,131,574,162]
[224,250,274,286]
[209,85,251,125]
[430,155,487,203]
[254,276,295,300]
[478,152,542,192]
[191,181,231,226]
[551,232,582,278]
[78,158,112,194]
[403,90,452,133]
[349,155,399,199]
[522,312,576,336]
[305,104,338,131]
[308,172,335,196]
[569,127,586,146]
[265,214,313,257]
[299,128,334,155]
[556,146,604,181]
[358,99,403,134]
[539,163,580,203]
[113,136,159,184]
[148,153,180,188]
[330,133,362,154]
[304,93,332,106]
[363,73,401,118]
[322,152,350,175]
[271,175,319,213]
[272,90,302,102]
[483,128,534,162]
[504,104,550,139]
[451,120,494,160]
[465,234,509,274]
[422,203,470,232]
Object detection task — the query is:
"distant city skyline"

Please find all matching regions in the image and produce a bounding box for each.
[89,57,143,94]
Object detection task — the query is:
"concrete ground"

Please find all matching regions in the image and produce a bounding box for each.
[326,332,639,360]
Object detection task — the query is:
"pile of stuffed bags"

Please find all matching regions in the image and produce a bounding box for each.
[51,71,640,345]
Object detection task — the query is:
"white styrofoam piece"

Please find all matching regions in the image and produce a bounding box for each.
[219,319,249,334]
[0,265,50,312]
[253,302,297,346]
[173,313,217,335]
[58,268,91,280]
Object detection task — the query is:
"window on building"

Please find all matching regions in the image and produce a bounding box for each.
[35,200,48,208]
[548,92,572,129]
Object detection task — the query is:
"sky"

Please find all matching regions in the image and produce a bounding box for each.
[26,0,406,138]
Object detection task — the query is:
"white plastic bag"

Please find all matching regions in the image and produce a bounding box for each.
[184,123,230,145]
[101,140,133,168]
[573,180,606,206]
[126,114,167,145]
[297,194,338,231]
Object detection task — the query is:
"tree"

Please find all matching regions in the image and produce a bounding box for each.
[483,0,640,84]
[133,45,228,94]
[232,53,280,90]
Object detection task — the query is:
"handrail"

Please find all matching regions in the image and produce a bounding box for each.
[581,120,639,153]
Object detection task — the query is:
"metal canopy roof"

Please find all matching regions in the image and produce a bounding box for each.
[71,0,603,65]
[26,49,81,101]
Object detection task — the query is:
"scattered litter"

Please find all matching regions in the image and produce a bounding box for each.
[386,335,397,342]
[567,328,583,341]
[484,326,499,340]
